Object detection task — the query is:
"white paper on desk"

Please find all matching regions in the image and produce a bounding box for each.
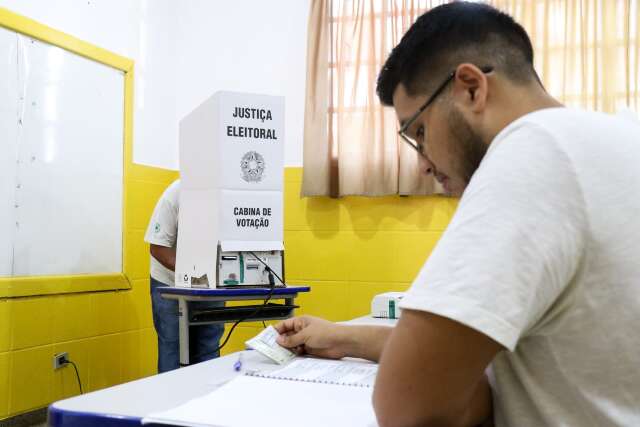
[251,357,378,387]
[142,374,379,427]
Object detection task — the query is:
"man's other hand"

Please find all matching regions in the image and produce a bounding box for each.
[274,316,348,359]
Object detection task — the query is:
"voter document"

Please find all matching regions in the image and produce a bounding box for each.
[250,357,378,387]
[245,325,295,364]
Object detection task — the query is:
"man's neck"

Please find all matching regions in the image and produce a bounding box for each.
[486,84,564,143]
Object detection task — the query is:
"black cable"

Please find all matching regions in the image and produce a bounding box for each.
[262,321,267,329]
[211,281,276,354]
[66,360,83,394]
[211,252,283,354]
[248,251,286,287]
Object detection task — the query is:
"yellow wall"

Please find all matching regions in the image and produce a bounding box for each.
[0,163,177,419]
[0,166,456,420]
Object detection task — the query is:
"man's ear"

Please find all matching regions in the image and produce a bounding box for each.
[451,63,489,113]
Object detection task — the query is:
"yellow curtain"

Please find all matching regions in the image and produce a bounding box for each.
[302,0,640,197]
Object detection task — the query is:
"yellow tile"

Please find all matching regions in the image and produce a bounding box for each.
[128,163,178,184]
[339,195,457,232]
[304,196,344,231]
[260,319,279,328]
[52,294,93,342]
[88,334,123,392]
[9,345,53,415]
[0,352,9,418]
[346,282,411,319]
[121,280,153,332]
[283,182,308,231]
[394,231,443,282]
[284,167,303,183]
[126,180,170,231]
[0,300,12,353]
[346,230,445,284]
[91,291,124,336]
[348,231,402,283]
[124,230,150,281]
[284,182,344,231]
[139,328,158,378]
[52,340,89,401]
[11,297,54,350]
[341,196,409,231]
[416,196,458,231]
[284,230,353,281]
[294,281,350,321]
[284,176,302,194]
[121,330,142,383]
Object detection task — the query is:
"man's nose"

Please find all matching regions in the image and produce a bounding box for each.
[418,153,435,175]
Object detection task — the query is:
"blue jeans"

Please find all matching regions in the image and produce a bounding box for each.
[150,277,225,373]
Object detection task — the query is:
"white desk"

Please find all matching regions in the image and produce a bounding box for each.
[47,315,397,426]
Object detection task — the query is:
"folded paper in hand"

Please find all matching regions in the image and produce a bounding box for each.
[245,325,295,364]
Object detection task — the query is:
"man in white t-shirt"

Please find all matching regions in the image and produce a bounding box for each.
[144,180,224,373]
[275,3,640,427]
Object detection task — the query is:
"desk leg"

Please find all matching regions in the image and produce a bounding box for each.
[178,298,190,366]
[285,297,294,316]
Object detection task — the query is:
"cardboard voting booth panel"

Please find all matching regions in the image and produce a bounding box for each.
[218,94,284,191]
[218,190,283,243]
[176,91,284,288]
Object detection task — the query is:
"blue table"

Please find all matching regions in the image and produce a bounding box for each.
[158,286,310,366]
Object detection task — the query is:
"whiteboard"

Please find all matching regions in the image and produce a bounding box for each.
[0,27,124,277]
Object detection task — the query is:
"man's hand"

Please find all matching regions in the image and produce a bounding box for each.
[274,316,349,359]
[275,316,394,361]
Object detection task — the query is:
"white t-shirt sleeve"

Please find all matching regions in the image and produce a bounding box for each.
[400,122,587,351]
[144,186,179,248]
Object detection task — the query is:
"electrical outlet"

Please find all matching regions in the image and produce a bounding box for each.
[53,352,68,370]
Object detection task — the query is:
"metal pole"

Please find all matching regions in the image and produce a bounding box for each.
[178,298,190,366]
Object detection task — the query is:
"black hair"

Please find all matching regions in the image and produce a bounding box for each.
[376,2,537,106]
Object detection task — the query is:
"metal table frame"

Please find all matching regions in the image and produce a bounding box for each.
[158,286,310,366]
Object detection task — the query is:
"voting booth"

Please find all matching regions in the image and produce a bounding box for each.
[176,91,285,288]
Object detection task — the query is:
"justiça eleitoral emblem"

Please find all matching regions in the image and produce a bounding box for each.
[240,151,265,183]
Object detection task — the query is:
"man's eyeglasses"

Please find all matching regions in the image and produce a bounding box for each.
[398,65,494,156]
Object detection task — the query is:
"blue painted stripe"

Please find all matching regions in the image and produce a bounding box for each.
[48,405,142,426]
